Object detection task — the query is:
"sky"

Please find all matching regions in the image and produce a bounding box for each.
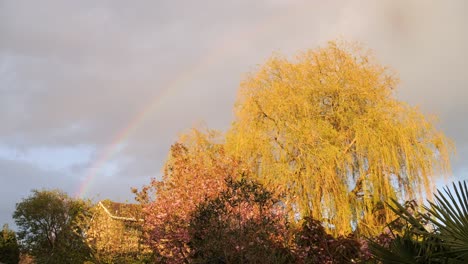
[1,0,467,228]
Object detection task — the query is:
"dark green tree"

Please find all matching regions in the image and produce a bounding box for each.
[13,189,92,264]
[294,217,364,263]
[189,177,294,264]
[0,224,20,264]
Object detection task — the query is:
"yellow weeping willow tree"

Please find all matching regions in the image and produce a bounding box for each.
[226,41,453,236]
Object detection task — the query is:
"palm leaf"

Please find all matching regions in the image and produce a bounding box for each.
[371,181,468,263]
[369,233,434,264]
[422,181,468,261]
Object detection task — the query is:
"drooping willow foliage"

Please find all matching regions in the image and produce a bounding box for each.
[226,41,453,236]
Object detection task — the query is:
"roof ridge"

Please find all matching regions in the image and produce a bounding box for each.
[98,201,143,222]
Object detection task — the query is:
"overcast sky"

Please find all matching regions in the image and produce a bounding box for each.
[1,0,467,228]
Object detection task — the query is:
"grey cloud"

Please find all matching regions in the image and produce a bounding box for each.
[0,0,467,227]
[360,0,468,169]
[0,158,81,228]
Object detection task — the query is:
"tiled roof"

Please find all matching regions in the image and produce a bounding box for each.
[99,200,143,222]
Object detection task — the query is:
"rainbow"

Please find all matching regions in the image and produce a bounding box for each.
[75,55,217,198]
[74,9,314,198]
[75,36,245,198]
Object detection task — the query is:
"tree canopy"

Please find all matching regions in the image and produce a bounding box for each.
[134,129,248,263]
[226,41,452,236]
[189,177,292,263]
[13,189,92,264]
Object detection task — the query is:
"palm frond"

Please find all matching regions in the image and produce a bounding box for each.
[423,181,468,261]
[370,181,468,263]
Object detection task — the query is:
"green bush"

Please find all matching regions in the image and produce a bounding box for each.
[0,224,20,264]
[188,177,294,263]
[294,217,364,263]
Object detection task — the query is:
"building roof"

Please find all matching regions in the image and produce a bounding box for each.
[98,200,143,222]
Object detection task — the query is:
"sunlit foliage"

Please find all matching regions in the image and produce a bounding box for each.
[81,200,150,264]
[0,224,20,264]
[370,181,468,263]
[13,189,92,264]
[226,41,452,236]
[189,177,293,263]
[134,129,247,263]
